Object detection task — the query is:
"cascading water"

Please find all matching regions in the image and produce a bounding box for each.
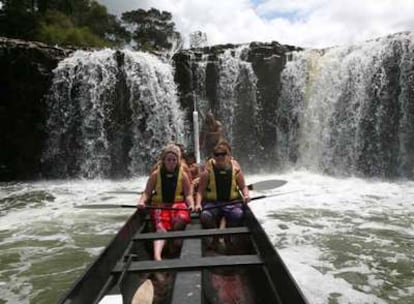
[42,49,185,178]
[190,46,261,167]
[216,46,261,166]
[277,32,414,177]
[41,32,414,178]
[1,34,414,304]
[122,50,185,174]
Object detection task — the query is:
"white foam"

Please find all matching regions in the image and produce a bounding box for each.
[0,171,413,303]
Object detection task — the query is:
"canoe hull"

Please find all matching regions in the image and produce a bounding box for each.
[59,206,308,304]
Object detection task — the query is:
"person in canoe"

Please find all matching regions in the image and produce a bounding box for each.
[137,143,195,261]
[194,141,250,250]
[183,150,202,193]
[200,112,225,159]
[150,142,191,178]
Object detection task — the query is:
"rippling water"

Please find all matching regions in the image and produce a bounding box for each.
[0,171,413,304]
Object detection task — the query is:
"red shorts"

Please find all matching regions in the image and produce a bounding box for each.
[150,202,190,231]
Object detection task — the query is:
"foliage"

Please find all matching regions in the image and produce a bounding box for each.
[37,10,108,47]
[0,0,125,47]
[0,0,38,39]
[121,8,182,53]
[0,1,182,52]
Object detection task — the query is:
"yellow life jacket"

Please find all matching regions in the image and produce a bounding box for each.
[205,160,240,201]
[152,166,184,204]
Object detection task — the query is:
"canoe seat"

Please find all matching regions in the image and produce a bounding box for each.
[133,227,250,241]
[112,254,262,273]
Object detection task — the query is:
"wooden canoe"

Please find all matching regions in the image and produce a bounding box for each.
[59,205,308,304]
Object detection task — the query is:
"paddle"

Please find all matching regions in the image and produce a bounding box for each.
[247,179,286,191]
[103,190,143,194]
[76,204,189,210]
[131,279,154,304]
[77,179,287,209]
[102,179,286,195]
[98,279,154,304]
[76,190,296,210]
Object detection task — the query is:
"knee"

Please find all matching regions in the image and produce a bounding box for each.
[200,212,215,228]
[172,217,187,230]
[227,210,244,226]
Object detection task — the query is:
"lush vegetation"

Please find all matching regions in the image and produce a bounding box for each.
[0,0,182,52]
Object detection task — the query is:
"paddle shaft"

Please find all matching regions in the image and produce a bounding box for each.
[105,179,286,195]
[116,194,267,211]
[79,179,289,209]
[77,190,298,210]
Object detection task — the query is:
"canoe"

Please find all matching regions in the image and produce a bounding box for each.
[59,205,308,304]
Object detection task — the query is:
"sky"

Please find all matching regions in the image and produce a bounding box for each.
[97,0,414,49]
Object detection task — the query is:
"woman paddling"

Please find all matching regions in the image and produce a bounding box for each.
[137,144,195,261]
[194,141,250,251]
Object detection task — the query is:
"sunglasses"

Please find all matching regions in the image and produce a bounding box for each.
[213,152,228,157]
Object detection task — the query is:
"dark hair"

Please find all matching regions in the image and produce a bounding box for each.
[175,143,186,158]
[185,150,195,159]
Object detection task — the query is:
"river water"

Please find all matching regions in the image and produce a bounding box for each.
[0,171,413,304]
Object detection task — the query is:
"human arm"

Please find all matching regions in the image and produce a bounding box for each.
[137,173,156,208]
[182,172,195,210]
[236,168,250,204]
[194,171,208,212]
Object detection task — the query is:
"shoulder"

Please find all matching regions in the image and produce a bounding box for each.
[151,160,161,173]
[149,170,158,180]
[180,161,190,171]
[231,159,240,169]
[231,159,242,174]
[205,158,215,168]
[181,171,192,183]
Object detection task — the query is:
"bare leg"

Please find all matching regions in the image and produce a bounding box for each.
[153,239,166,261]
[171,217,187,251]
[201,212,220,249]
[218,217,226,251]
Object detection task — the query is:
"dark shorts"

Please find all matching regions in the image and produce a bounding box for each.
[202,201,244,226]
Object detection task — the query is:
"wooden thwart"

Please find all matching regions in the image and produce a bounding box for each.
[133,227,249,241]
[113,255,262,273]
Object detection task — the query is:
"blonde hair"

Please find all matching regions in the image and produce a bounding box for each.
[213,141,232,155]
[161,144,181,161]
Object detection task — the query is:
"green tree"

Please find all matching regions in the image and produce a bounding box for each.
[0,0,127,47]
[121,8,182,53]
[0,0,38,39]
[36,10,108,47]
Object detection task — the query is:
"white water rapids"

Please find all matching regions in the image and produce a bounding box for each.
[0,171,412,304]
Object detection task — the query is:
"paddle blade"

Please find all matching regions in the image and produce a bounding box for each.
[75,204,137,209]
[104,191,140,195]
[98,294,122,304]
[248,179,287,191]
[132,279,154,304]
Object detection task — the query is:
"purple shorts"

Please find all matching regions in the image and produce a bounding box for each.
[202,201,244,226]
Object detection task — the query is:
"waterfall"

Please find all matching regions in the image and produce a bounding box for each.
[42,49,184,178]
[277,32,414,177]
[189,46,261,167]
[40,32,414,179]
[216,47,259,146]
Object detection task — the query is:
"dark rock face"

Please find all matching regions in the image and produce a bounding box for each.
[1,38,299,180]
[173,41,301,171]
[0,38,72,180]
[247,42,299,169]
[2,34,412,180]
